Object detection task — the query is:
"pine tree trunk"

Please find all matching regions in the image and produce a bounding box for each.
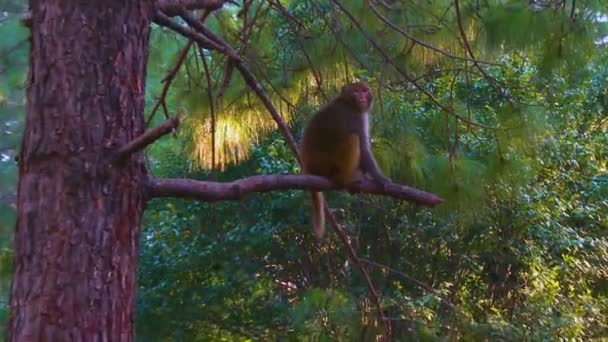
[8,1,153,340]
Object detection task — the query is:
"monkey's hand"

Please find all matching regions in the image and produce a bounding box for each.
[346,170,365,194]
[358,144,391,187]
[364,172,392,191]
[357,167,390,183]
[347,171,391,194]
[371,173,391,185]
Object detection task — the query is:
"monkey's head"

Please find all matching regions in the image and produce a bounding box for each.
[341,81,373,112]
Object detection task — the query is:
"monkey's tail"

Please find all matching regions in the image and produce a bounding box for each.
[311,191,325,238]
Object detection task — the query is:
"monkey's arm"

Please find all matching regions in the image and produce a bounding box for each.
[359,140,390,183]
[358,113,391,183]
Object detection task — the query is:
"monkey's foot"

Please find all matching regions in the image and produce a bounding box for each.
[346,180,364,194]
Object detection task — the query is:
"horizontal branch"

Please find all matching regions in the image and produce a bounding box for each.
[146,175,444,206]
[114,116,180,161]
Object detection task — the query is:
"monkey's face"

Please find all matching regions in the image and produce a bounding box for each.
[342,81,373,112]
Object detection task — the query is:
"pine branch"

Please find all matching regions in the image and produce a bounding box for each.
[330,0,497,130]
[367,0,499,66]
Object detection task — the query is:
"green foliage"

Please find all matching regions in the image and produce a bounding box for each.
[1,0,607,339]
[0,7,28,336]
[290,289,362,340]
[138,48,608,339]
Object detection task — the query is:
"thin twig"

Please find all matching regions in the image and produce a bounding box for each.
[454,0,513,103]
[158,0,230,16]
[147,6,216,127]
[360,258,456,310]
[325,208,390,335]
[176,11,243,60]
[174,10,303,162]
[199,47,217,170]
[309,0,372,70]
[270,0,328,100]
[246,56,298,110]
[154,11,242,61]
[367,0,499,66]
[146,40,193,127]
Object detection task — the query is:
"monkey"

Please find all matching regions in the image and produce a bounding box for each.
[301,81,390,238]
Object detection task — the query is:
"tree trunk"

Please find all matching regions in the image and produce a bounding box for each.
[9,1,153,340]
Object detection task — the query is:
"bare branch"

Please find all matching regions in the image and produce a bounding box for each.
[198,45,217,169]
[146,40,193,126]
[146,175,443,205]
[158,10,301,162]
[325,207,388,334]
[153,12,242,61]
[158,0,229,16]
[155,11,300,160]
[360,258,457,311]
[114,116,181,161]
[454,0,518,109]
[269,0,328,100]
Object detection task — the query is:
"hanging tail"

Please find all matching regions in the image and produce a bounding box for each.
[311,191,325,238]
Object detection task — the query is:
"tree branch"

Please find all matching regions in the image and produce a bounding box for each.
[359,258,457,310]
[153,12,242,61]
[325,207,388,332]
[454,0,512,102]
[146,175,443,205]
[157,0,230,16]
[114,116,181,161]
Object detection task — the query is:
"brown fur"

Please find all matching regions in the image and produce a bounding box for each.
[301,81,388,237]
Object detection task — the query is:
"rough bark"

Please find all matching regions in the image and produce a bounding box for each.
[8,1,153,340]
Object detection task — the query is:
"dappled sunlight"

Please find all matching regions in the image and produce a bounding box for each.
[185,71,360,170]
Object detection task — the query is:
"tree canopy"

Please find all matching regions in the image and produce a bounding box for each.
[1,0,607,339]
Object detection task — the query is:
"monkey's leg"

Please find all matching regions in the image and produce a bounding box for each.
[333,134,360,187]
